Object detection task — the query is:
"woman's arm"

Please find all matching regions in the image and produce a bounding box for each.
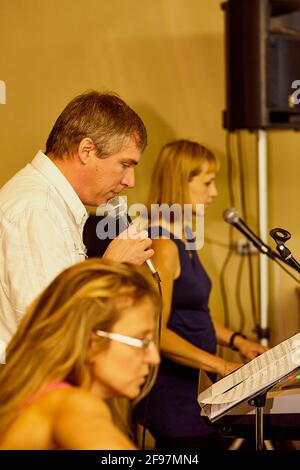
[153,239,239,376]
[213,320,267,360]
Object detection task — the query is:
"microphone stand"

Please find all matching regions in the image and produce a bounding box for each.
[276,245,300,274]
[251,228,300,344]
[236,220,300,274]
[270,228,300,275]
[231,223,300,344]
[238,219,294,267]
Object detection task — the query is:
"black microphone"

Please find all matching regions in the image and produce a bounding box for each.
[105,196,160,280]
[223,208,275,258]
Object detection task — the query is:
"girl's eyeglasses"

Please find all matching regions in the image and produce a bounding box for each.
[95,330,154,350]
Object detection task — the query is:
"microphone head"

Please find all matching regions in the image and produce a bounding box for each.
[97,196,128,218]
[223,207,240,224]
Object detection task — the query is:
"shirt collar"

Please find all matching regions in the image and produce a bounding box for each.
[31,150,88,226]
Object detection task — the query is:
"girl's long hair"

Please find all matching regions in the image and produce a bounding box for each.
[0,258,159,436]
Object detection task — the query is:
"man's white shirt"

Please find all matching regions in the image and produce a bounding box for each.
[0,151,89,346]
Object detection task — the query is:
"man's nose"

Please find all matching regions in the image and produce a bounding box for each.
[121,168,135,188]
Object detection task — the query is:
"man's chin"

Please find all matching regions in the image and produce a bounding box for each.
[107,191,119,201]
[98,195,115,205]
[93,192,119,207]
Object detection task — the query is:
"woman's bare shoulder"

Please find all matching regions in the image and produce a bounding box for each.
[53,388,136,450]
[55,387,111,417]
[0,387,105,450]
[151,237,180,279]
[152,237,178,258]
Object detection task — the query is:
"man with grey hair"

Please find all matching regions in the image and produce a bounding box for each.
[0,91,153,346]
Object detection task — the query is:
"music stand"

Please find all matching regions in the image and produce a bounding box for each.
[198,331,300,451]
[247,390,270,450]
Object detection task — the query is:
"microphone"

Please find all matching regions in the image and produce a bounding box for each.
[223,208,275,258]
[105,196,160,280]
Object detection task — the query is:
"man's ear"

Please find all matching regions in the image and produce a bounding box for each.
[78,138,95,164]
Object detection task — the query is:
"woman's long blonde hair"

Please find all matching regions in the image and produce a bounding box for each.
[148,139,217,208]
[0,259,159,435]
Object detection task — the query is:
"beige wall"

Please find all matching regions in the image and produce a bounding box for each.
[0,0,299,347]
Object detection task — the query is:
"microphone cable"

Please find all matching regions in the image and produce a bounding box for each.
[137,278,162,451]
[99,197,163,449]
[130,252,162,450]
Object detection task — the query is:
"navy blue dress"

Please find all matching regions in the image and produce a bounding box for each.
[135,227,219,439]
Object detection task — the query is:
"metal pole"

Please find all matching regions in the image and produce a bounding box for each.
[255,405,264,450]
[249,393,267,451]
[257,130,269,346]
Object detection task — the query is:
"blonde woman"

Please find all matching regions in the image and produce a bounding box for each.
[0,259,160,450]
[135,140,265,449]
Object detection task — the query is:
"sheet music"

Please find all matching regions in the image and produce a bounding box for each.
[198,332,300,420]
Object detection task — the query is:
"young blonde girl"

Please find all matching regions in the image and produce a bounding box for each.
[0,258,160,449]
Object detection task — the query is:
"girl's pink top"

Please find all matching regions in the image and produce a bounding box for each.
[25,381,72,406]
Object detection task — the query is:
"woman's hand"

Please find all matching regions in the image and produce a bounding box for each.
[234,337,267,360]
[222,360,241,376]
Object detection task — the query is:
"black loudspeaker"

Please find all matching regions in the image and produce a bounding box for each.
[222,0,300,131]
